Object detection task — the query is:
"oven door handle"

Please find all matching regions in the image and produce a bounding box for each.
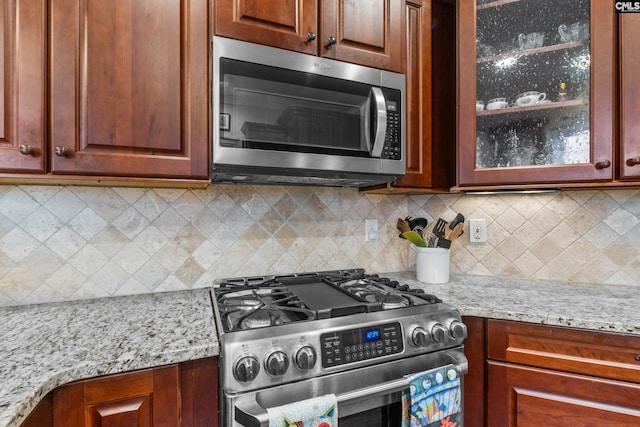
[235,377,409,427]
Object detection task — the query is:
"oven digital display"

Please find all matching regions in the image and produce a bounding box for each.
[364,328,380,342]
[320,322,403,368]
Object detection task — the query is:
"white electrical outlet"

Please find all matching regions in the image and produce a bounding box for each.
[365,219,378,242]
[469,219,487,243]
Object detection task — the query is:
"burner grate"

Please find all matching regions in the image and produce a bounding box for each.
[213,269,443,332]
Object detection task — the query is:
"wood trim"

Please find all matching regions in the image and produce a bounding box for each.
[0,175,210,188]
[181,357,219,427]
[619,13,640,180]
[462,316,486,427]
[20,394,53,427]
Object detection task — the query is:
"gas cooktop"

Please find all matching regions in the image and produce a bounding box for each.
[213,268,442,333]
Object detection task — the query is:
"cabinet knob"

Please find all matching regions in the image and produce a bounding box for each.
[595,160,611,170]
[54,146,70,157]
[627,156,640,167]
[325,36,337,47]
[19,145,35,156]
[307,32,316,42]
[636,355,640,362]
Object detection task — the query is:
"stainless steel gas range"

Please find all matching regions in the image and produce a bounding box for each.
[211,269,468,427]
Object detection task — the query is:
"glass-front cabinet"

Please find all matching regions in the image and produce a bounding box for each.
[457,0,615,187]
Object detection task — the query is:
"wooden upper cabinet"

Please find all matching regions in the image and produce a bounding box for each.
[0,0,46,173]
[321,0,402,72]
[215,0,319,55]
[457,0,616,188]
[364,0,456,193]
[620,13,640,180]
[53,366,180,427]
[49,0,209,179]
[215,0,403,72]
[391,0,455,190]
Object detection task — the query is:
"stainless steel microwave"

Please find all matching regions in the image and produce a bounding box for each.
[212,36,406,187]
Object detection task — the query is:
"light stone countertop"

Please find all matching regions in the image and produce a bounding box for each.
[0,289,219,427]
[387,272,640,336]
[3,274,640,427]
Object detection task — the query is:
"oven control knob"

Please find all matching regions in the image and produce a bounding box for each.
[234,356,260,383]
[430,323,448,344]
[295,346,317,371]
[411,327,430,347]
[265,350,290,376]
[448,320,467,340]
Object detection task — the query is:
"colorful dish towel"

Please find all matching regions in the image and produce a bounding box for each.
[402,365,461,427]
[267,393,337,427]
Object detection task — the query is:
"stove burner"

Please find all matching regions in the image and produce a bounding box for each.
[240,310,274,329]
[378,293,410,310]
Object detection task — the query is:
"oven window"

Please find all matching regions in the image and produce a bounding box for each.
[340,402,403,427]
[219,58,382,156]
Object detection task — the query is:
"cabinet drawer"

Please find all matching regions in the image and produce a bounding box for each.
[487,319,640,384]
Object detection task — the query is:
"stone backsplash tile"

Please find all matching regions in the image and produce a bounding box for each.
[1,185,640,306]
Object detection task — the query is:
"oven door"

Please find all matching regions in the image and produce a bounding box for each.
[225,348,467,427]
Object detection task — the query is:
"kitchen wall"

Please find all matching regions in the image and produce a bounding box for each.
[1,184,639,306]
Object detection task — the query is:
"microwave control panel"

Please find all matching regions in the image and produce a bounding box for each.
[320,322,403,368]
[382,101,401,160]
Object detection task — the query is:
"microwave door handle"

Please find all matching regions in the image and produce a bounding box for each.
[369,87,387,158]
[234,377,410,427]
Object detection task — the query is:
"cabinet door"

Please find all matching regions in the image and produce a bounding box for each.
[392,0,455,190]
[50,0,209,179]
[215,0,318,55]
[0,0,46,173]
[53,366,180,427]
[488,361,640,426]
[321,0,403,72]
[620,13,640,180]
[458,0,615,187]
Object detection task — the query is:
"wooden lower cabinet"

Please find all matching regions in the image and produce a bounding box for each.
[488,362,640,426]
[487,319,640,427]
[53,365,180,427]
[21,358,218,427]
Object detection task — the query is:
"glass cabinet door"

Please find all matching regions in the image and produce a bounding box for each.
[457,0,615,187]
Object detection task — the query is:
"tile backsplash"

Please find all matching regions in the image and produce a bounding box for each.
[1,184,639,306]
